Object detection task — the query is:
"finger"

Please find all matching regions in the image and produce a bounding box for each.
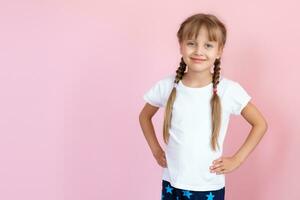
[210,163,223,171]
[216,168,226,174]
[212,161,223,168]
[213,157,223,164]
[214,167,226,173]
[210,163,222,170]
[220,169,230,174]
[211,165,225,172]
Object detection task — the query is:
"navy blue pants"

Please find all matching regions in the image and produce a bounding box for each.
[161,180,225,200]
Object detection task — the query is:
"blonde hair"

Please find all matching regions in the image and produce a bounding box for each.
[163,13,227,151]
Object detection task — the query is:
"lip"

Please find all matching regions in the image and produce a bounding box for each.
[191,57,206,63]
[191,57,206,61]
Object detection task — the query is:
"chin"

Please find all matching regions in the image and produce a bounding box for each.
[188,64,210,71]
[188,67,211,73]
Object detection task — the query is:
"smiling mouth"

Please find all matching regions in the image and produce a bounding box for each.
[191,57,206,62]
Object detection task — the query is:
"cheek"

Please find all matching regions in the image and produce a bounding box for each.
[206,53,218,60]
[181,46,194,54]
[181,49,189,56]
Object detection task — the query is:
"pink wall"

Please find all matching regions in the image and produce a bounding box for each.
[0,0,299,199]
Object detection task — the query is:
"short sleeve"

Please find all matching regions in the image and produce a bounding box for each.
[143,79,164,108]
[227,82,252,115]
[143,75,174,108]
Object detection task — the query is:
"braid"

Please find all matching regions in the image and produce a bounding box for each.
[210,57,222,151]
[174,57,187,85]
[163,57,186,144]
[212,58,221,94]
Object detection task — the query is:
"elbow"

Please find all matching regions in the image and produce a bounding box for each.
[262,117,268,132]
[139,111,150,123]
[255,120,268,134]
[139,111,144,123]
[263,121,268,133]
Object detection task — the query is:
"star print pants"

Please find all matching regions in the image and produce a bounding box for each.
[161,180,225,200]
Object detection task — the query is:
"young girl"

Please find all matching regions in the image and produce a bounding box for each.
[139,13,268,200]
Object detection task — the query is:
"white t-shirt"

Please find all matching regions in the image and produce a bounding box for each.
[143,74,251,191]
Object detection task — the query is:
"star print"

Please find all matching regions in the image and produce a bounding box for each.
[176,196,179,200]
[165,185,174,194]
[182,190,193,199]
[206,192,215,200]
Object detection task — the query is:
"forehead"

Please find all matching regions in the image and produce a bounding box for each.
[184,25,220,43]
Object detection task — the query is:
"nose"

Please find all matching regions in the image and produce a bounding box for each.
[194,45,205,56]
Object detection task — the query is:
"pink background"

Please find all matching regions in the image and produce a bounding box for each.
[0,0,299,199]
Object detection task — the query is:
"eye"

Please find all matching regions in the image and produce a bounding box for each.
[187,42,195,46]
[205,43,213,48]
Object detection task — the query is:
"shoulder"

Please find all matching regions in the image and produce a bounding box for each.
[144,74,175,96]
[219,76,252,115]
[219,76,245,92]
[156,74,176,97]
[219,76,239,87]
[143,74,176,108]
[153,74,176,89]
[159,74,176,84]
[218,76,251,99]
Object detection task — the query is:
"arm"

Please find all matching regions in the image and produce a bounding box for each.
[233,101,268,164]
[139,103,167,167]
[139,103,161,154]
[210,101,268,174]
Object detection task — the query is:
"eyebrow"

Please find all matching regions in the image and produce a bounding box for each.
[186,39,216,43]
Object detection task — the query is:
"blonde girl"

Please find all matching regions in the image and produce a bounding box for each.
[139,13,268,200]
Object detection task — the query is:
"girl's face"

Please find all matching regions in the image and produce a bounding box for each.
[180,27,223,73]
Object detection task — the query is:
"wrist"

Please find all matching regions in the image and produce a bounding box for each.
[151,145,162,156]
[233,154,244,165]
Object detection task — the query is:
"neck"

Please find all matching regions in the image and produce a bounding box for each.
[182,69,213,87]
